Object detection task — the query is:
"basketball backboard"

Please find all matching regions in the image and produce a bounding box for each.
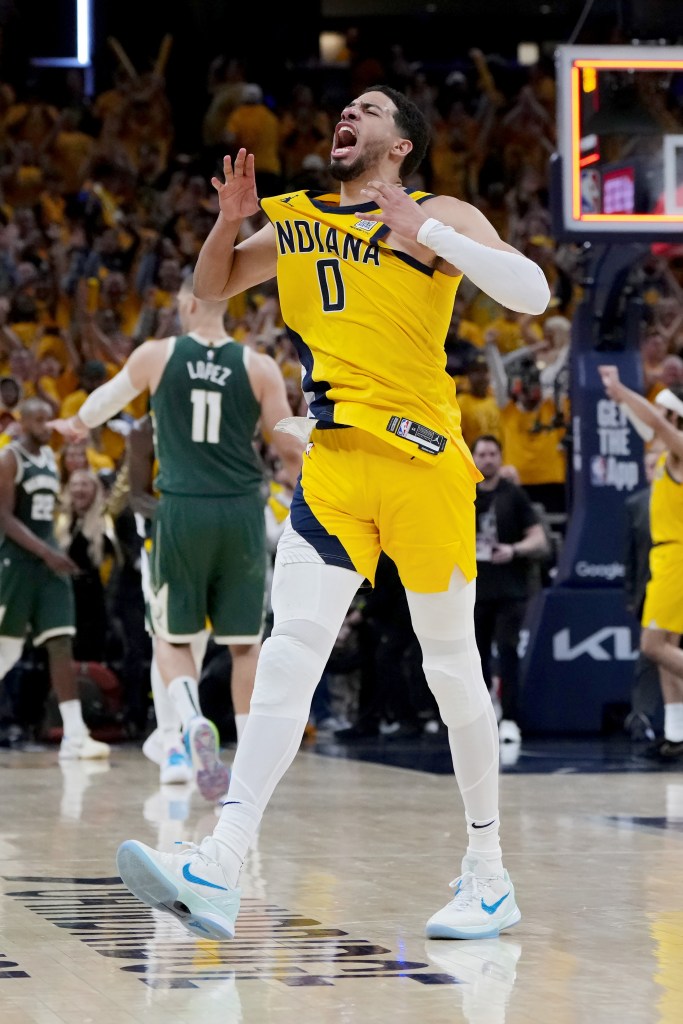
[553,45,683,243]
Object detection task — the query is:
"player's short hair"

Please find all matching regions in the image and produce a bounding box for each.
[18,396,51,419]
[364,84,430,178]
[471,434,502,454]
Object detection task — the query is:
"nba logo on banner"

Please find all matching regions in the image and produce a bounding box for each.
[590,455,607,486]
[397,418,411,438]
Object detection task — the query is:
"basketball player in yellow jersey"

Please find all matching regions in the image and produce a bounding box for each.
[116,85,551,942]
[599,366,683,762]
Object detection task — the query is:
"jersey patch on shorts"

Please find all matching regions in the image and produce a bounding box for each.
[386,415,447,455]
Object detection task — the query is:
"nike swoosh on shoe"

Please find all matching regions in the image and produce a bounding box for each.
[181,862,229,890]
[481,892,509,915]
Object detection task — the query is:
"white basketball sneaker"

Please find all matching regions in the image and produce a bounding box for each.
[116,837,241,940]
[142,728,163,766]
[58,733,111,760]
[159,747,193,785]
[425,856,521,939]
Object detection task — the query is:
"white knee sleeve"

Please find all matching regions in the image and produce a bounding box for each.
[406,569,499,828]
[248,557,363,720]
[250,619,337,719]
[421,634,490,728]
[406,568,489,728]
[0,638,24,680]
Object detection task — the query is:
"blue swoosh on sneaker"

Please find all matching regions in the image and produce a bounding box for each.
[481,892,509,915]
[182,862,229,890]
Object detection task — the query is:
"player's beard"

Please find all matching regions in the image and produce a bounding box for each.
[329,139,388,183]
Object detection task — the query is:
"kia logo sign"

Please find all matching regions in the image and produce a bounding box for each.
[552,627,638,662]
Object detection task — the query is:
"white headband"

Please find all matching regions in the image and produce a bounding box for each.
[655,388,683,420]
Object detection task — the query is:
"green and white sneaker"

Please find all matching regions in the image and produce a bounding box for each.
[116,837,241,940]
[425,856,521,939]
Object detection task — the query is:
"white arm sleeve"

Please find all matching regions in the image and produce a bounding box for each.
[417,218,551,315]
[77,366,143,429]
[619,402,655,443]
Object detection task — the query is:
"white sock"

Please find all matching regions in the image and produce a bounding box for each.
[59,699,87,739]
[150,656,183,754]
[465,814,504,876]
[168,676,201,731]
[213,800,263,889]
[664,703,683,742]
[235,713,248,745]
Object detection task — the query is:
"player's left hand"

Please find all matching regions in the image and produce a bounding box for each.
[47,415,89,442]
[358,181,428,240]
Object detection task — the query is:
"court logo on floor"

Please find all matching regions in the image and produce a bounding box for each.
[2,876,460,988]
[0,950,29,979]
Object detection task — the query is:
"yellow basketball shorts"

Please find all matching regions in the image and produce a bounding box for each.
[288,426,477,593]
[641,543,683,634]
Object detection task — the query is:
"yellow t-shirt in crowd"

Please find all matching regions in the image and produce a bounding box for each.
[457,392,502,450]
[487,316,543,356]
[457,318,485,348]
[501,397,567,485]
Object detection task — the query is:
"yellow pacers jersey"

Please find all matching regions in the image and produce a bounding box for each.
[642,451,683,632]
[260,189,479,478]
[649,451,683,547]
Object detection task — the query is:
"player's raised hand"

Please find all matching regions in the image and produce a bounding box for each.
[211,149,261,222]
[358,181,428,240]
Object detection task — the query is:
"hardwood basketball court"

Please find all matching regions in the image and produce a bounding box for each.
[1,734,681,1023]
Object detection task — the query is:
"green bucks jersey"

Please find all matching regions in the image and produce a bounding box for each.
[1,442,60,558]
[151,333,264,498]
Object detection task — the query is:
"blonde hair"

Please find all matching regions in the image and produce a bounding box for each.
[56,469,118,568]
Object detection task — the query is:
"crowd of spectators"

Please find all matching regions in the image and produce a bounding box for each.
[0,30,681,745]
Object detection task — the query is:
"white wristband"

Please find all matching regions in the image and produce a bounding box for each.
[416,217,551,315]
[78,365,142,429]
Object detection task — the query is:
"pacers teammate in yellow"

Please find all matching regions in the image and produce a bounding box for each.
[599,365,683,761]
[116,85,550,941]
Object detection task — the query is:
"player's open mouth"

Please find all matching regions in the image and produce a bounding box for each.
[332,123,357,158]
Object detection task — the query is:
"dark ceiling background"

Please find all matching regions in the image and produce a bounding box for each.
[2,0,681,149]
